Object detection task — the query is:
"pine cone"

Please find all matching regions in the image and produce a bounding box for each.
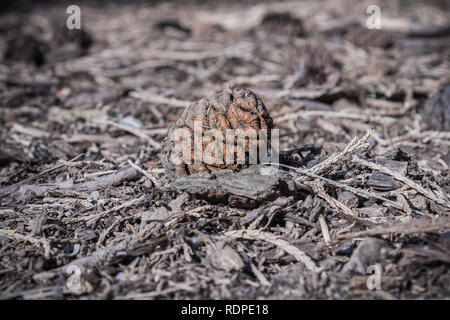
[162,87,273,180]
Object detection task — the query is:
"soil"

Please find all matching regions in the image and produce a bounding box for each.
[0,0,449,300]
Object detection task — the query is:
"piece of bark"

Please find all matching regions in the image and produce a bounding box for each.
[368,172,400,191]
[375,157,408,176]
[171,165,295,208]
[338,216,450,239]
[342,238,388,275]
[204,240,245,272]
[422,82,450,131]
[337,191,360,209]
[240,197,292,227]
[31,215,47,236]
[64,86,123,108]
[285,41,340,89]
[141,193,190,222]
[357,204,388,217]
[39,236,168,279]
[258,12,305,37]
[0,142,34,164]
[73,166,139,192]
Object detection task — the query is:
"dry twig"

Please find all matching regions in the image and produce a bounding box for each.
[294,130,372,182]
[338,216,450,239]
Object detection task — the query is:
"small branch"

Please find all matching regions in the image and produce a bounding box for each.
[337,216,450,239]
[127,160,162,188]
[0,166,140,200]
[294,130,372,182]
[73,166,140,192]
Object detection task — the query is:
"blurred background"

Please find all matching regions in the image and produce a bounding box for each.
[1,0,449,159]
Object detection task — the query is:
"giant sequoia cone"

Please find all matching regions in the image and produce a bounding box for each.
[162,87,274,179]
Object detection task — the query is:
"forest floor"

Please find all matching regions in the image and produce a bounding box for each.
[0,0,449,299]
